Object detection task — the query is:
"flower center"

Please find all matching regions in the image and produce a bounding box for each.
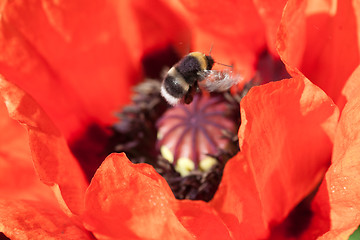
[108,79,241,201]
[157,93,238,176]
[106,48,289,201]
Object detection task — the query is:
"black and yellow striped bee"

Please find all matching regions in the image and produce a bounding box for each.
[161,52,242,105]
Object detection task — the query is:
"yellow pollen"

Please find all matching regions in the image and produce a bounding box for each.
[160,146,174,163]
[175,157,195,176]
[199,156,218,172]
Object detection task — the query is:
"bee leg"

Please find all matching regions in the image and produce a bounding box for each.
[194,81,201,93]
[184,84,197,104]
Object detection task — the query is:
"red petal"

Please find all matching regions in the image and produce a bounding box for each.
[0,199,91,239]
[211,153,268,239]
[337,65,360,110]
[0,0,139,139]
[121,0,191,59]
[278,0,360,103]
[293,66,360,239]
[0,100,55,202]
[83,153,193,240]
[253,0,288,56]
[175,0,266,80]
[276,0,307,75]
[318,229,358,240]
[175,200,233,240]
[240,76,338,222]
[315,89,360,239]
[0,77,88,216]
[213,76,339,238]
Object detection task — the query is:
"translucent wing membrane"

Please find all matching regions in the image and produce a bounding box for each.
[198,70,243,92]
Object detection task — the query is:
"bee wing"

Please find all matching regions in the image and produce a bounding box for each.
[198,70,243,92]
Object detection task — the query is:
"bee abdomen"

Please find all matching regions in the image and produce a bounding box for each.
[164,75,188,98]
[162,67,189,98]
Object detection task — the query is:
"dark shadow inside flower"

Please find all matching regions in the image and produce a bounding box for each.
[268,181,331,239]
[69,123,112,182]
[256,50,291,84]
[141,45,182,79]
[0,233,10,240]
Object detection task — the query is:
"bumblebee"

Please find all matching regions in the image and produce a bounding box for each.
[161,52,241,105]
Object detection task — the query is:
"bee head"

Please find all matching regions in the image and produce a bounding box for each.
[205,55,215,70]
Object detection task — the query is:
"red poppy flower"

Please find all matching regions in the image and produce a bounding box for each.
[0,0,360,239]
